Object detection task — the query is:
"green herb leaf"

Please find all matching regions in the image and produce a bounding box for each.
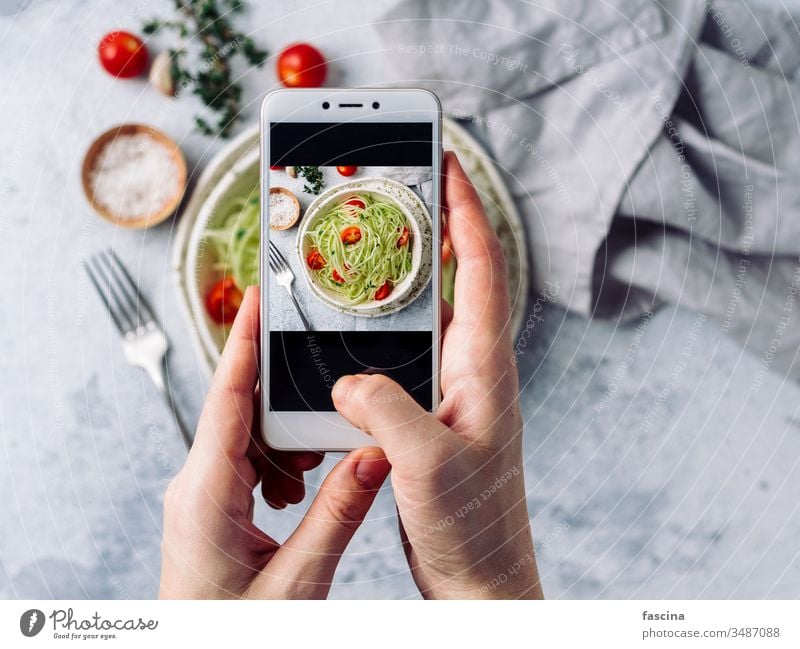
[142,19,163,34]
[143,0,268,137]
[296,166,325,195]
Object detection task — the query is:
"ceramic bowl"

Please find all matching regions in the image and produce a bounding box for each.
[186,146,259,353]
[296,181,425,312]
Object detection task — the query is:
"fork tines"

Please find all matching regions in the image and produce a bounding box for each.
[267,240,290,274]
[83,249,156,336]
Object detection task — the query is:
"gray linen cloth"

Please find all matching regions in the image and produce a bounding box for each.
[376,0,800,379]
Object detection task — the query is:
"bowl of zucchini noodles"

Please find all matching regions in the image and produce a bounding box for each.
[297,182,424,312]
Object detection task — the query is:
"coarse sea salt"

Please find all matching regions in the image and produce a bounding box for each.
[269,190,298,228]
[89,134,179,219]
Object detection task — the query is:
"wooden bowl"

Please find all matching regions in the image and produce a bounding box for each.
[269,186,301,230]
[81,124,187,229]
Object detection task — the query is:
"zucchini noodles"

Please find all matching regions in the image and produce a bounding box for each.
[204,194,260,290]
[306,193,413,304]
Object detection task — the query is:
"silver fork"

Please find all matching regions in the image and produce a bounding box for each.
[267,241,311,331]
[84,249,193,450]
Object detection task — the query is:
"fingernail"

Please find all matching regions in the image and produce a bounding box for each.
[332,374,362,403]
[354,451,389,489]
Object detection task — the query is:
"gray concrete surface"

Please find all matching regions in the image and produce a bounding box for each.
[1,0,798,599]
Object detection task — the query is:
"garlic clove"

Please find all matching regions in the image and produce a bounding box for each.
[286,166,297,178]
[149,51,175,97]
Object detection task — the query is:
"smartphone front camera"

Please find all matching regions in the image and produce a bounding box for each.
[322,101,330,110]
[372,101,380,110]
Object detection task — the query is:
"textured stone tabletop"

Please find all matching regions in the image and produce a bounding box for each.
[1,0,798,599]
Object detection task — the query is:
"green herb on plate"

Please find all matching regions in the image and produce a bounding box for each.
[296,165,325,195]
[143,0,268,138]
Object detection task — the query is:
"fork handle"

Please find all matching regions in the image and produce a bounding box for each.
[162,387,194,451]
[141,359,194,450]
[287,289,312,331]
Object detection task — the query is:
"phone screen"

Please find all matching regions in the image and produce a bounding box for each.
[266,121,436,413]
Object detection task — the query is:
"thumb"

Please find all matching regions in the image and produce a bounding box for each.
[256,447,390,597]
[331,373,452,461]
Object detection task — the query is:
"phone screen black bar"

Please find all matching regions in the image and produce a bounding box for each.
[270,332,433,411]
[268,121,435,412]
[270,122,433,166]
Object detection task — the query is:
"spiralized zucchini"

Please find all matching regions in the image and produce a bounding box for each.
[307,193,412,304]
[204,194,260,290]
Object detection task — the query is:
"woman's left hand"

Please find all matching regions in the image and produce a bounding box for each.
[159,287,390,599]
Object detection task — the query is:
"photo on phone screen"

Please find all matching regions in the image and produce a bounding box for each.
[266,120,436,414]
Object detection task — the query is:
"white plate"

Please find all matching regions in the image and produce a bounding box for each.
[172,118,529,375]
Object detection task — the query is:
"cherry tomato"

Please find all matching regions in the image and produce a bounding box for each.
[344,197,366,210]
[340,226,362,245]
[374,280,392,301]
[336,166,357,177]
[397,226,410,248]
[441,219,453,263]
[442,233,454,264]
[277,43,327,88]
[98,31,149,78]
[270,165,284,171]
[306,249,326,270]
[205,277,243,326]
[332,269,345,284]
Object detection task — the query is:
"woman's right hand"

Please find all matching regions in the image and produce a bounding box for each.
[332,152,543,599]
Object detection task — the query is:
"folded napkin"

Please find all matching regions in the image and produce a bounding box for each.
[376,0,800,380]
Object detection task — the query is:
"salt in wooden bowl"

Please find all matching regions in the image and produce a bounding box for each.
[81,124,187,229]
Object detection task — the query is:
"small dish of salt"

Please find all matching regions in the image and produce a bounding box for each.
[81,124,187,229]
[269,187,301,230]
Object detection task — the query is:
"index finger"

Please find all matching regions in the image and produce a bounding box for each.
[192,285,260,466]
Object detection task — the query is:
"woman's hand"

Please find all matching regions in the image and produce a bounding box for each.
[331,152,543,599]
[159,287,390,599]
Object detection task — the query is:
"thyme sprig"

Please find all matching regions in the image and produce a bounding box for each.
[296,166,325,195]
[143,0,267,138]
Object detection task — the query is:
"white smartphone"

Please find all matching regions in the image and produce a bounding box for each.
[260,88,442,451]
